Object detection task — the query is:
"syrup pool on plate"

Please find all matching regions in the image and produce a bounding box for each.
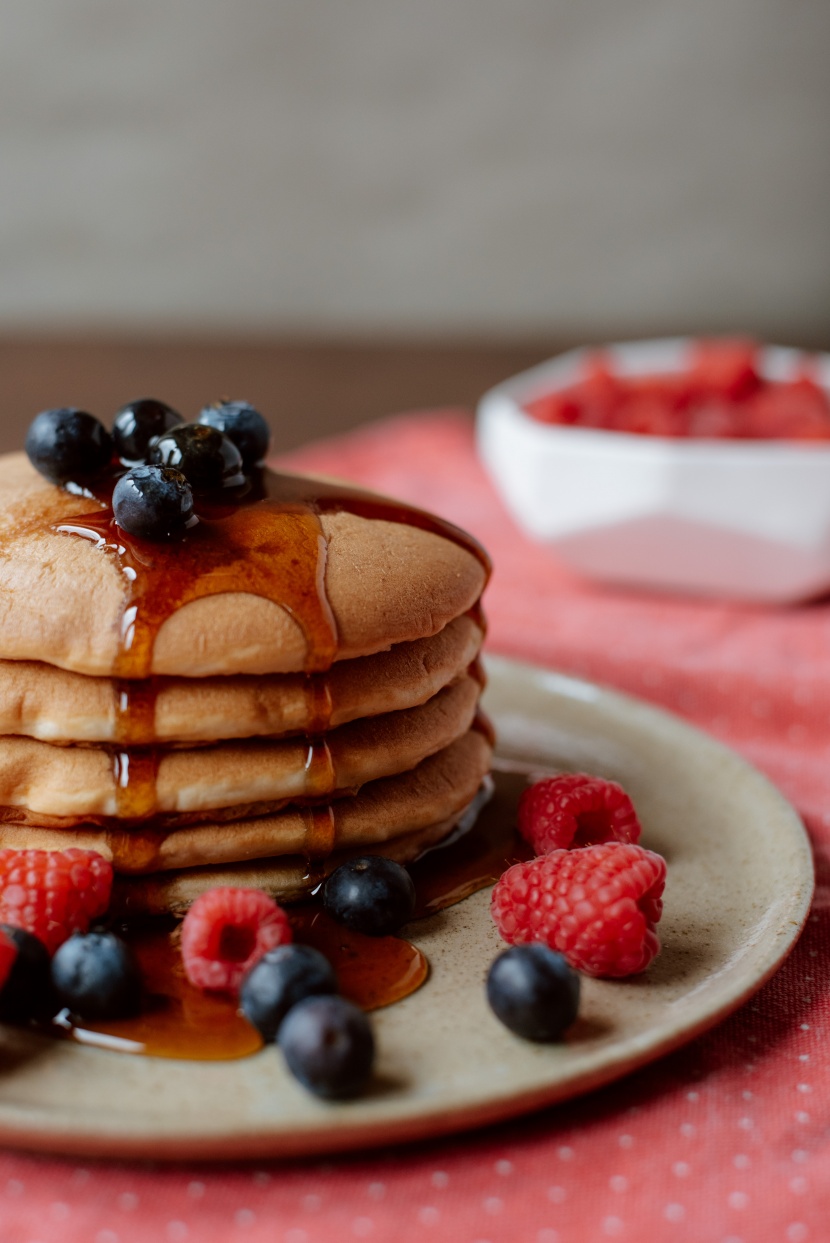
[51,770,531,1060]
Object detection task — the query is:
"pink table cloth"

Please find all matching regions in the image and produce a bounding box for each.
[1,410,827,1243]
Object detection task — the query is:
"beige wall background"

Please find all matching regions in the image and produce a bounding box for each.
[0,1,827,340]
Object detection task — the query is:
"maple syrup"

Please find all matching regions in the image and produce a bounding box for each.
[54,467,489,828]
[56,467,489,684]
[39,463,499,1060]
[54,770,528,1059]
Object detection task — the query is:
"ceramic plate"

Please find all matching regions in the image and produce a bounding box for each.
[0,657,813,1159]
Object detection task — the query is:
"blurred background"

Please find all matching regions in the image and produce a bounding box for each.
[0,0,828,452]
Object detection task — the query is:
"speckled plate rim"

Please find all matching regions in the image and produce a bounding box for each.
[0,655,813,1161]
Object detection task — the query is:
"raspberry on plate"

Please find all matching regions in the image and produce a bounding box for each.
[0,848,113,956]
[0,929,17,995]
[518,773,641,855]
[181,887,292,993]
[491,843,666,978]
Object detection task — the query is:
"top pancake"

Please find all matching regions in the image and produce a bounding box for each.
[0,453,487,677]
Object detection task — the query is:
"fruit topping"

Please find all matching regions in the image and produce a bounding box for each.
[113,398,183,465]
[0,848,113,956]
[23,394,274,542]
[323,856,417,936]
[486,944,580,1041]
[198,400,271,469]
[0,926,52,1021]
[25,408,113,485]
[240,943,337,1042]
[278,994,374,1099]
[524,339,830,440]
[181,887,292,993]
[491,843,666,978]
[148,423,246,493]
[518,773,641,855]
[112,464,195,540]
[51,930,141,1020]
[0,929,18,998]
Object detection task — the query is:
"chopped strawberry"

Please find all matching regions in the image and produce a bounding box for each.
[521,339,830,442]
[689,338,761,401]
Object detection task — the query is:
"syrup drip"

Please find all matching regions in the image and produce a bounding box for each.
[304,736,335,799]
[55,467,490,685]
[299,740,338,880]
[300,804,338,887]
[114,679,159,745]
[54,468,488,817]
[304,675,334,735]
[103,824,165,873]
[51,772,530,1060]
[57,497,338,681]
[111,749,161,821]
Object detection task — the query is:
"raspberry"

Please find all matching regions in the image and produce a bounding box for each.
[181,887,292,993]
[0,849,113,955]
[0,929,17,993]
[491,843,666,978]
[518,774,641,855]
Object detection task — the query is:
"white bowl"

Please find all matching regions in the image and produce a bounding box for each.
[476,338,830,602]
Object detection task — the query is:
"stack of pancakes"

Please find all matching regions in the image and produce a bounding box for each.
[0,452,491,915]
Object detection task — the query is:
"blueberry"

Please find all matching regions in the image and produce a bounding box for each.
[113,398,183,465]
[148,424,245,492]
[0,926,53,1021]
[113,465,194,541]
[240,944,337,1043]
[486,945,580,1042]
[25,408,112,485]
[322,856,416,936]
[278,995,374,1098]
[198,401,271,469]
[50,930,141,1020]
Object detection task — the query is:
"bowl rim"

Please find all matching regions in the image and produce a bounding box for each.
[477,337,830,459]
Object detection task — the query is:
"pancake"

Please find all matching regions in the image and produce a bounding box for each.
[0,675,481,821]
[0,448,493,922]
[0,614,483,744]
[0,728,493,874]
[0,453,488,677]
[111,799,484,915]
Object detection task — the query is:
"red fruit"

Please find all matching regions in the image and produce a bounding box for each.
[491,843,666,978]
[524,391,583,427]
[518,774,641,855]
[181,887,292,993]
[689,338,760,401]
[744,379,830,441]
[615,395,682,437]
[0,929,16,991]
[0,848,113,955]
